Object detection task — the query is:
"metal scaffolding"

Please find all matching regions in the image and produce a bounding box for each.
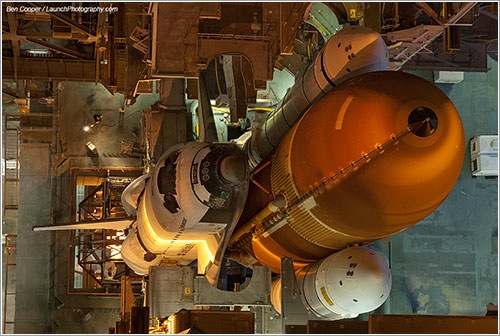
[69,176,142,294]
[2,234,17,334]
[387,2,478,70]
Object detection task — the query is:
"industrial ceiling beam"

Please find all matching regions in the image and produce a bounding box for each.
[416,2,478,26]
[25,37,87,59]
[2,85,20,99]
[479,6,498,20]
[28,2,97,41]
[94,9,108,83]
[6,12,20,81]
[4,30,97,41]
[416,2,443,25]
[445,2,478,25]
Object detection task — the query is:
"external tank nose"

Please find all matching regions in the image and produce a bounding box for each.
[272,71,465,245]
[251,71,465,273]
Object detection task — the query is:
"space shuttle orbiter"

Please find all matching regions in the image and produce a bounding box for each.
[34,25,465,320]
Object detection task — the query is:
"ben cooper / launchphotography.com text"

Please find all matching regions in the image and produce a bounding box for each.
[5,5,119,13]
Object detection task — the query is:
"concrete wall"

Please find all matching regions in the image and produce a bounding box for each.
[14,144,52,333]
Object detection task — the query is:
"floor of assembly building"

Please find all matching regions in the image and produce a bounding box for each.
[1,2,498,334]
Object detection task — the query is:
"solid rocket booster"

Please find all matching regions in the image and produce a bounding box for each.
[270,246,392,319]
[250,70,465,273]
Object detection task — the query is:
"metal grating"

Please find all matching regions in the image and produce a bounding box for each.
[3,129,19,213]
[2,234,17,334]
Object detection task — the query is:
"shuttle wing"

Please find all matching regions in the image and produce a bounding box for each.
[32,218,134,231]
[204,182,249,284]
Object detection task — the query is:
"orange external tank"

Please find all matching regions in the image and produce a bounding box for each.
[251,71,465,273]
